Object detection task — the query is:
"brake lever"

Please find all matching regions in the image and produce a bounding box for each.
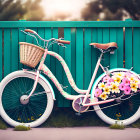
[58,43,67,48]
[59,37,64,40]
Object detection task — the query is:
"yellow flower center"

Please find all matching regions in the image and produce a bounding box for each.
[101,85,105,88]
[112,85,117,90]
[115,77,121,83]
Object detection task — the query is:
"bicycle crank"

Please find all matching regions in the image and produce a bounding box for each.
[72,96,90,114]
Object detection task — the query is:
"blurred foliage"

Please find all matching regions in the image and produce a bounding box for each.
[81,0,140,20]
[0,0,45,21]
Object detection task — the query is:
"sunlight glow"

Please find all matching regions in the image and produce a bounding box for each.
[41,0,90,20]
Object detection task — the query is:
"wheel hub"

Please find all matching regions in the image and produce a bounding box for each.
[20,95,29,105]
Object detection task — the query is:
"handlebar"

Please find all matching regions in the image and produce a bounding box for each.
[56,39,70,44]
[24,29,37,34]
[24,29,70,45]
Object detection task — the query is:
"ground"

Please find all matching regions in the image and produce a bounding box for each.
[0,127,140,140]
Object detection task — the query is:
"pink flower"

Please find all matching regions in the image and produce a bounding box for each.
[106,82,111,86]
[119,83,126,90]
[108,78,114,83]
[124,86,131,95]
[95,88,102,97]
[124,72,131,78]
[138,84,140,89]
[122,78,130,86]
[103,75,110,83]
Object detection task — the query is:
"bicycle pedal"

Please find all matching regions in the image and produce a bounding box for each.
[75,112,81,116]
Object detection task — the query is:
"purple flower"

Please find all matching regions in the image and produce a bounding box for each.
[95,88,102,97]
[124,86,131,95]
[119,83,126,90]
[122,78,130,86]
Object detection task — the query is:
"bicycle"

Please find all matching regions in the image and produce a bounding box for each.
[0,29,140,127]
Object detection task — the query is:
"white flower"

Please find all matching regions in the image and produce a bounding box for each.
[103,87,110,94]
[111,83,120,93]
[98,82,105,89]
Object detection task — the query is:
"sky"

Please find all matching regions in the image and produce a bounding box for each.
[41,0,91,20]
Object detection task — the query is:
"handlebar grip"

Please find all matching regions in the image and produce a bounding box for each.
[56,39,70,44]
[24,29,36,34]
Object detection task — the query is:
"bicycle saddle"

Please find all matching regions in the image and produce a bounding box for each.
[90,42,118,50]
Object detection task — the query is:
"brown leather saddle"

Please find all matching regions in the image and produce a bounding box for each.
[90,42,118,54]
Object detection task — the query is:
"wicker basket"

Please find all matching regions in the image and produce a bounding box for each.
[19,42,45,68]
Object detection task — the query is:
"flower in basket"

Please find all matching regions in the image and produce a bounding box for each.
[95,72,140,100]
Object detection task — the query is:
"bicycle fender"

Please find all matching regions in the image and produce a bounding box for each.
[23,70,56,100]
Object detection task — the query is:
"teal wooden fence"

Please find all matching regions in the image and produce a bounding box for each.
[0,19,140,107]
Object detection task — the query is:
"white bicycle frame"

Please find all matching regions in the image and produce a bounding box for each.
[25,48,114,107]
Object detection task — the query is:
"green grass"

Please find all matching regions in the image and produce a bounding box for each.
[14,125,31,131]
[0,119,8,130]
[110,121,125,130]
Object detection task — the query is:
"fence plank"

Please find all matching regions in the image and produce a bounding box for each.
[103,28,110,68]
[26,28,33,44]
[63,27,71,107]
[0,29,2,81]
[125,27,133,69]
[91,28,97,74]
[31,28,38,45]
[97,28,103,76]
[71,28,76,95]
[110,28,117,68]
[51,28,59,103]
[1,20,139,28]
[117,28,124,68]
[84,28,91,89]
[38,28,45,47]
[4,29,11,77]
[11,28,18,72]
[133,28,140,73]
[19,28,26,69]
[51,28,58,75]
[45,28,52,68]
[76,27,84,89]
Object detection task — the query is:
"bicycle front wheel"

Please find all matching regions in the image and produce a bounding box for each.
[0,71,54,127]
[92,68,140,125]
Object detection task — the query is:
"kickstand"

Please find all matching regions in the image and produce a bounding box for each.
[75,106,82,116]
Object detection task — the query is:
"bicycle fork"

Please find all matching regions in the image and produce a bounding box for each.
[24,70,40,100]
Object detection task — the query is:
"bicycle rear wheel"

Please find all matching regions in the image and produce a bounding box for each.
[0,71,54,127]
[92,68,140,125]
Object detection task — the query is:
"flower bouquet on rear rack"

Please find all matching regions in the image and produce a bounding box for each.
[95,71,140,101]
